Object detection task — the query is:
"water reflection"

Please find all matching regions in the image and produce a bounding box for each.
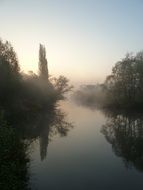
[0,102,73,189]
[38,109,74,161]
[0,125,30,190]
[16,106,74,161]
[101,110,143,172]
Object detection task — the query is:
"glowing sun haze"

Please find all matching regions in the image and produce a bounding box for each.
[0,0,143,85]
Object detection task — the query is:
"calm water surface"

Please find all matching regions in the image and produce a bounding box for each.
[30,101,143,190]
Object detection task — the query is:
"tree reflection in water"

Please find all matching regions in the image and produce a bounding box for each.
[15,106,74,161]
[39,108,74,161]
[101,110,143,172]
[0,104,73,189]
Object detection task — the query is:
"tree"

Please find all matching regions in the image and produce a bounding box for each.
[0,39,19,73]
[51,76,73,99]
[104,52,143,107]
[38,44,48,80]
[0,39,21,107]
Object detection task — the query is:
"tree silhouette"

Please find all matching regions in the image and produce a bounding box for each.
[0,39,21,110]
[105,52,143,108]
[0,39,19,72]
[51,76,73,99]
[38,44,48,80]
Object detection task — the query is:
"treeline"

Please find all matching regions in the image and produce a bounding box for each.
[0,39,72,118]
[73,52,143,109]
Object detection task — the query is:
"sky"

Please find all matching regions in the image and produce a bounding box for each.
[0,0,143,85]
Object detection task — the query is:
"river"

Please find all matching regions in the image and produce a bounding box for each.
[29,100,143,190]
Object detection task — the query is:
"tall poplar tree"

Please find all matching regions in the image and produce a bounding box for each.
[39,44,49,80]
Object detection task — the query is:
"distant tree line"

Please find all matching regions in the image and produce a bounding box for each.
[73,52,143,109]
[72,84,105,109]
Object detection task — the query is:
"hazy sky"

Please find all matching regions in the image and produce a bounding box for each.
[0,0,143,84]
